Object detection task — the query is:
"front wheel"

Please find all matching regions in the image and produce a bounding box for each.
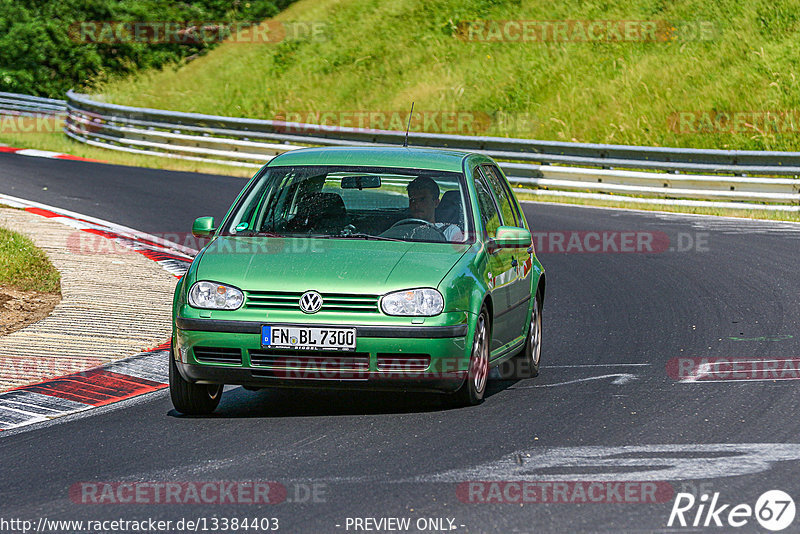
[452,307,490,406]
[169,349,223,415]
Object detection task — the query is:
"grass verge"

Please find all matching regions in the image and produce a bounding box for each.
[0,226,61,293]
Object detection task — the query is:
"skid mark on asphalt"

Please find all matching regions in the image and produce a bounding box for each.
[669,356,800,383]
[497,363,652,389]
[411,443,800,483]
[510,373,637,388]
[643,212,800,237]
[0,346,169,432]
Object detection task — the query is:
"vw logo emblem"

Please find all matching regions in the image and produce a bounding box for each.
[299,291,323,314]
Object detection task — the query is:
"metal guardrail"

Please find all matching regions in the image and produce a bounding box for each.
[0,92,66,116]
[4,90,799,210]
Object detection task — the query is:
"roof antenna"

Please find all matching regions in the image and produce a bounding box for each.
[403,102,415,147]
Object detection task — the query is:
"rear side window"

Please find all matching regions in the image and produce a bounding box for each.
[480,164,520,227]
[474,172,501,238]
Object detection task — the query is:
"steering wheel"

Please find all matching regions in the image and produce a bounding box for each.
[390,218,438,230]
[388,218,447,240]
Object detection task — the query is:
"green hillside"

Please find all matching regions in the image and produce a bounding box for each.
[93,0,800,151]
[0,0,295,97]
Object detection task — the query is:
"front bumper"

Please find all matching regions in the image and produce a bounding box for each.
[174,316,471,393]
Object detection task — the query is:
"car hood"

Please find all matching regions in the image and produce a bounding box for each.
[196,236,470,294]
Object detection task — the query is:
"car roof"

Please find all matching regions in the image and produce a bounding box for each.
[267,146,474,173]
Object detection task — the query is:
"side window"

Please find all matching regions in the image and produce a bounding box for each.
[474,171,501,238]
[481,164,519,227]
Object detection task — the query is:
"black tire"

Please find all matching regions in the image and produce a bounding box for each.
[169,348,223,415]
[496,288,542,380]
[518,288,543,378]
[453,306,490,406]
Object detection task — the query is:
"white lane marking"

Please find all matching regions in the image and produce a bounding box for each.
[15,149,61,158]
[520,199,800,226]
[413,444,800,482]
[512,373,637,388]
[682,378,800,384]
[682,362,712,382]
[547,363,651,368]
[0,388,168,438]
[0,391,92,429]
[681,359,800,383]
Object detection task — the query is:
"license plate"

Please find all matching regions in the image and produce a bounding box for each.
[261,325,356,351]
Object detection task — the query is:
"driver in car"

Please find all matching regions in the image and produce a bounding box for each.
[407,176,464,242]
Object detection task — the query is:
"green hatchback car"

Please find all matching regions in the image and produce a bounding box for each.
[170,146,545,413]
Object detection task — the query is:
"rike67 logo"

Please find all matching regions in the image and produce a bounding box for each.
[667,490,796,531]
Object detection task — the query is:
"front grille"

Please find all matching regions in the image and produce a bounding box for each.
[376,353,431,372]
[194,346,242,365]
[249,349,369,370]
[245,291,379,313]
[249,349,370,380]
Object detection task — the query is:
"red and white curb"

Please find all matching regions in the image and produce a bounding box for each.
[0,192,197,277]
[0,343,170,431]
[0,145,106,163]
[0,194,202,432]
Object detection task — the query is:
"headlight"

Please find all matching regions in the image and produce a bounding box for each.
[188,281,244,310]
[381,288,443,316]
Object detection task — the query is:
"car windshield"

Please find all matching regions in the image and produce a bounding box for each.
[222,165,472,243]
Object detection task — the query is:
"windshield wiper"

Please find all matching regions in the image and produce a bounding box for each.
[294,233,338,239]
[339,233,405,242]
[230,230,282,237]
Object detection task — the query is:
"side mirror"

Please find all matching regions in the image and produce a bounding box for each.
[192,216,216,238]
[491,226,531,249]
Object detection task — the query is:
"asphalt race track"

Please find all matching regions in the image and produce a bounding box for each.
[2,152,800,533]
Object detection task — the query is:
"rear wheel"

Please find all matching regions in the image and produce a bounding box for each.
[169,348,223,415]
[453,307,490,406]
[497,289,542,380]
[518,289,542,378]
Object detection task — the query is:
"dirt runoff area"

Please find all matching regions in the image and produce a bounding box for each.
[0,287,61,336]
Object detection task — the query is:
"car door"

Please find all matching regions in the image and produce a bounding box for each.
[480,164,531,346]
[473,168,517,353]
